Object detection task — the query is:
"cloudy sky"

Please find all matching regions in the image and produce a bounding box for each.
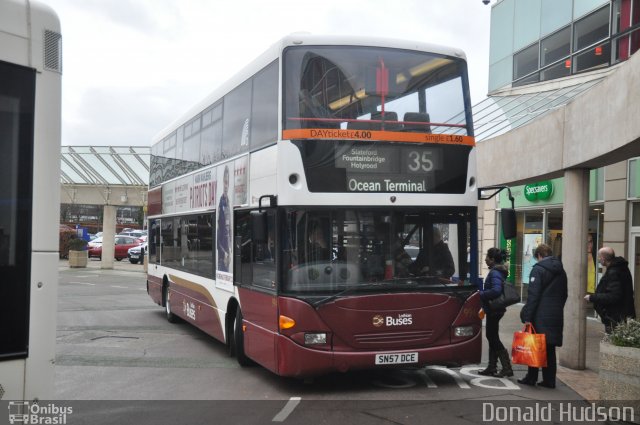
[42,0,493,147]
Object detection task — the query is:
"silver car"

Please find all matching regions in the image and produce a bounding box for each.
[127,242,148,264]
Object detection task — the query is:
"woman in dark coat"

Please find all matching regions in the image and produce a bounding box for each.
[477,247,512,377]
[518,243,568,388]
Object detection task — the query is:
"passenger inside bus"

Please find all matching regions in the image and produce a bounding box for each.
[307,222,331,262]
[410,227,455,279]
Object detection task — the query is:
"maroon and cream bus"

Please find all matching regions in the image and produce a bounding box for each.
[146,34,485,377]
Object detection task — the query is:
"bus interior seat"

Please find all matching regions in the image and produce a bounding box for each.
[348,111,400,131]
[403,112,431,133]
[371,111,401,130]
[347,120,374,130]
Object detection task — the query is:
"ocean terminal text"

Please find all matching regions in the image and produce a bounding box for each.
[349,178,426,192]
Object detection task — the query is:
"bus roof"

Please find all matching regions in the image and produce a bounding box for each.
[152,34,467,144]
[0,0,61,68]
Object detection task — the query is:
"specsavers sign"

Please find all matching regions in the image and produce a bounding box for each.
[524,181,553,201]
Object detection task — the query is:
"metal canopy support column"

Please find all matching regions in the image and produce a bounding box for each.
[101,205,117,270]
[559,168,589,370]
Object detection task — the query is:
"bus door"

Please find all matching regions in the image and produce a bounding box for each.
[234,209,278,370]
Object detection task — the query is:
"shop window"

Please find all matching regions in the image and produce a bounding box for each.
[513,72,540,87]
[613,0,640,61]
[513,43,539,81]
[541,26,571,67]
[573,5,610,52]
[520,211,543,284]
[547,209,563,258]
[628,158,640,198]
[573,42,611,73]
[540,61,571,81]
[590,167,605,201]
[632,203,640,227]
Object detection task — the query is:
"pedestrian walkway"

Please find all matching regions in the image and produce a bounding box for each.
[498,304,603,401]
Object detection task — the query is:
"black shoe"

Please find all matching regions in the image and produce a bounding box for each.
[537,381,556,388]
[517,378,536,386]
[477,367,497,376]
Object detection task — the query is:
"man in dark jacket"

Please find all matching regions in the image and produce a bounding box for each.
[585,247,636,333]
[410,227,455,278]
[518,243,568,389]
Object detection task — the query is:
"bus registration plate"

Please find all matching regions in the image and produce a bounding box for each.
[375,352,418,365]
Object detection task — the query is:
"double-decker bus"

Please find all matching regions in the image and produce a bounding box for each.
[147,34,483,377]
[0,0,62,399]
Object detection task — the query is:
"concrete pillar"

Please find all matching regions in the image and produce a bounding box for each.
[603,161,628,256]
[559,169,589,370]
[101,205,117,270]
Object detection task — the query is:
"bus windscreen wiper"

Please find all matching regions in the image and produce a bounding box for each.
[312,282,389,308]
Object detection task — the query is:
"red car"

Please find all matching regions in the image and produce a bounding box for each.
[88,235,142,261]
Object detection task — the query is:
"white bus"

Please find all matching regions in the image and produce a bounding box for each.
[0,0,62,400]
[147,34,484,377]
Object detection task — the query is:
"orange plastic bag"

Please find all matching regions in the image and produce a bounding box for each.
[511,323,547,368]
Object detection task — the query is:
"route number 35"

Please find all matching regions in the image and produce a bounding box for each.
[407,150,434,172]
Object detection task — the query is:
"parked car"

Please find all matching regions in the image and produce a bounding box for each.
[88,235,142,261]
[119,230,147,238]
[128,242,148,264]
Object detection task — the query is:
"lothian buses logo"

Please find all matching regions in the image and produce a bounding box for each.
[372,313,414,327]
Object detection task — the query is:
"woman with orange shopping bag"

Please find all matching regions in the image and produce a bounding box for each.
[517,243,567,388]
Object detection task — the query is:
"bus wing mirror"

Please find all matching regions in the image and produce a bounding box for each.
[251,211,268,243]
[501,208,517,240]
[478,185,516,239]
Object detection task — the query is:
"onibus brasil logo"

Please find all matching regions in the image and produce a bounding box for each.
[8,401,73,424]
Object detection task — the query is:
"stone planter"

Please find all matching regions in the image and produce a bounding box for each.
[68,249,88,268]
[598,341,640,422]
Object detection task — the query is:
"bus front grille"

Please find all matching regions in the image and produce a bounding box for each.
[353,330,434,346]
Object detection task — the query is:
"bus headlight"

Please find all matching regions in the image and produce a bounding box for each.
[454,326,474,337]
[304,333,327,345]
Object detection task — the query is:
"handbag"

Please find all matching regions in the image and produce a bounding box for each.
[487,282,521,310]
[511,323,547,368]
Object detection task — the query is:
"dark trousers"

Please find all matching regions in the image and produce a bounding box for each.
[485,313,505,351]
[525,344,557,384]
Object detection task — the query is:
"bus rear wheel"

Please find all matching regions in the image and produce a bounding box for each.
[233,309,253,366]
[164,284,178,323]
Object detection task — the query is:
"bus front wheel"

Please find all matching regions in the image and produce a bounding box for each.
[233,309,253,366]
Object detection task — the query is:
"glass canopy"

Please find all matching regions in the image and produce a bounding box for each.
[61,146,150,186]
[449,76,605,141]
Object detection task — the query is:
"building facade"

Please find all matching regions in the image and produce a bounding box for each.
[478,0,640,369]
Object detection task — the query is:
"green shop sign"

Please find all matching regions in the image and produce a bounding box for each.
[524,181,553,201]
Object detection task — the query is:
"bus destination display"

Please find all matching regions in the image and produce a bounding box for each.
[335,145,442,192]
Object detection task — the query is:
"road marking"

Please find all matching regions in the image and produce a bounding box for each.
[69,281,96,286]
[425,366,471,389]
[272,397,301,422]
[111,285,128,289]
